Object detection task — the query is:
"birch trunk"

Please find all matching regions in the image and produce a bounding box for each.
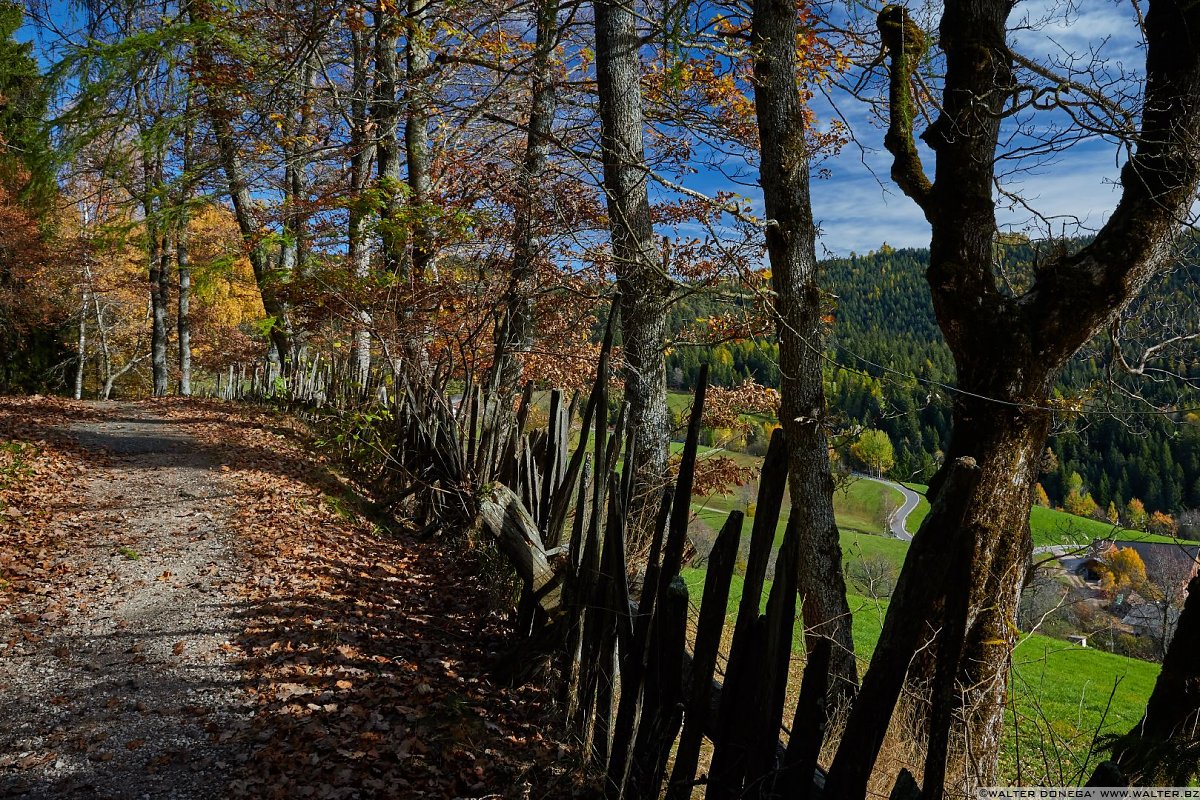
[148,230,170,397]
[74,288,87,400]
[349,17,376,382]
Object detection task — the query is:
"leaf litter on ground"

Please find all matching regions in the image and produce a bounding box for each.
[141,399,601,799]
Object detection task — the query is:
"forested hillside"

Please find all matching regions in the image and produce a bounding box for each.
[668,245,1200,515]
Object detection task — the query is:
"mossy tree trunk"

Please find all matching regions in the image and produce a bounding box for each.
[824,1,1200,796]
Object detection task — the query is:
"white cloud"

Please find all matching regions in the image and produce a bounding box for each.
[812,173,930,255]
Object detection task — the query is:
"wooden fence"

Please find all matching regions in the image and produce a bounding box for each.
[203,324,836,799]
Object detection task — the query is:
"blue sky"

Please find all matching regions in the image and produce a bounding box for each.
[772,1,1145,255]
[807,129,1128,256]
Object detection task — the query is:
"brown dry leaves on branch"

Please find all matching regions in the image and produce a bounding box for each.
[144,400,598,800]
[702,379,780,430]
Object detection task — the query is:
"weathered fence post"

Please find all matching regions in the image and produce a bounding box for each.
[623,576,689,799]
[707,427,790,799]
[666,510,743,800]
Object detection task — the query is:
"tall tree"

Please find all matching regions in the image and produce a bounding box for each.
[175,89,194,396]
[347,1,376,380]
[128,28,177,398]
[488,0,560,430]
[138,131,170,397]
[824,1,1200,795]
[748,0,857,693]
[188,0,295,371]
[593,0,672,537]
[374,0,403,276]
[0,0,64,391]
[174,87,194,398]
[0,0,53,210]
[405,0,434,280]
[275,14,318,283]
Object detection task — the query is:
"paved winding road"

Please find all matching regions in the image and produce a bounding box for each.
[854,474,922,541]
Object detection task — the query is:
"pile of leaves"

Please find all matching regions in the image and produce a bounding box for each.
[145,400,600,800]
[0,396,101,607]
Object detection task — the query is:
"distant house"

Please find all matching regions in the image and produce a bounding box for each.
[1069,555,1106,583]
[1121,603,1182,643]
[1062,538,1119,583]
[1111,590,1147,616]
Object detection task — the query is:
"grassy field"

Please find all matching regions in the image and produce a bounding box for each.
[839,530,910,572]
[690,450,1179,549]
[644,393,1165,782]
[583,393,1179,550]
[679,565,1160,785]
[680,465,1167,784]
[901,482,931,531]
[834,479,904,535]
[693,475,903,534]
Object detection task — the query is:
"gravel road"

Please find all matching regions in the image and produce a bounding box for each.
[0,404,251,799]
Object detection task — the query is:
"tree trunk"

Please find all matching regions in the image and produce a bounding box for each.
[405,0,434,280]
[749,0,858,696]
[917,398,1050,793]
[177,91,193,397]
[132,76,170,397]
[375,0,403,274]
[189,0,294,371]
[139,126,170,398]
[820,1,1200,795]
[177,220,191,396]
[88,268,114,399]
[74,287,87,400]
[349,15,376,383]
[148,230,170,397]
[1110,574,1200,785]
[279,51,315,280]
[489,0,558,442]
[593,0,671,541]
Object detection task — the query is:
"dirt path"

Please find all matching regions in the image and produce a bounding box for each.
[0,403,250,799]
[0,398,595,800]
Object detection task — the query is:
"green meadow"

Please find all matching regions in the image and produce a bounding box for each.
[680,562,1159,784]
[675,453,1166,784]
